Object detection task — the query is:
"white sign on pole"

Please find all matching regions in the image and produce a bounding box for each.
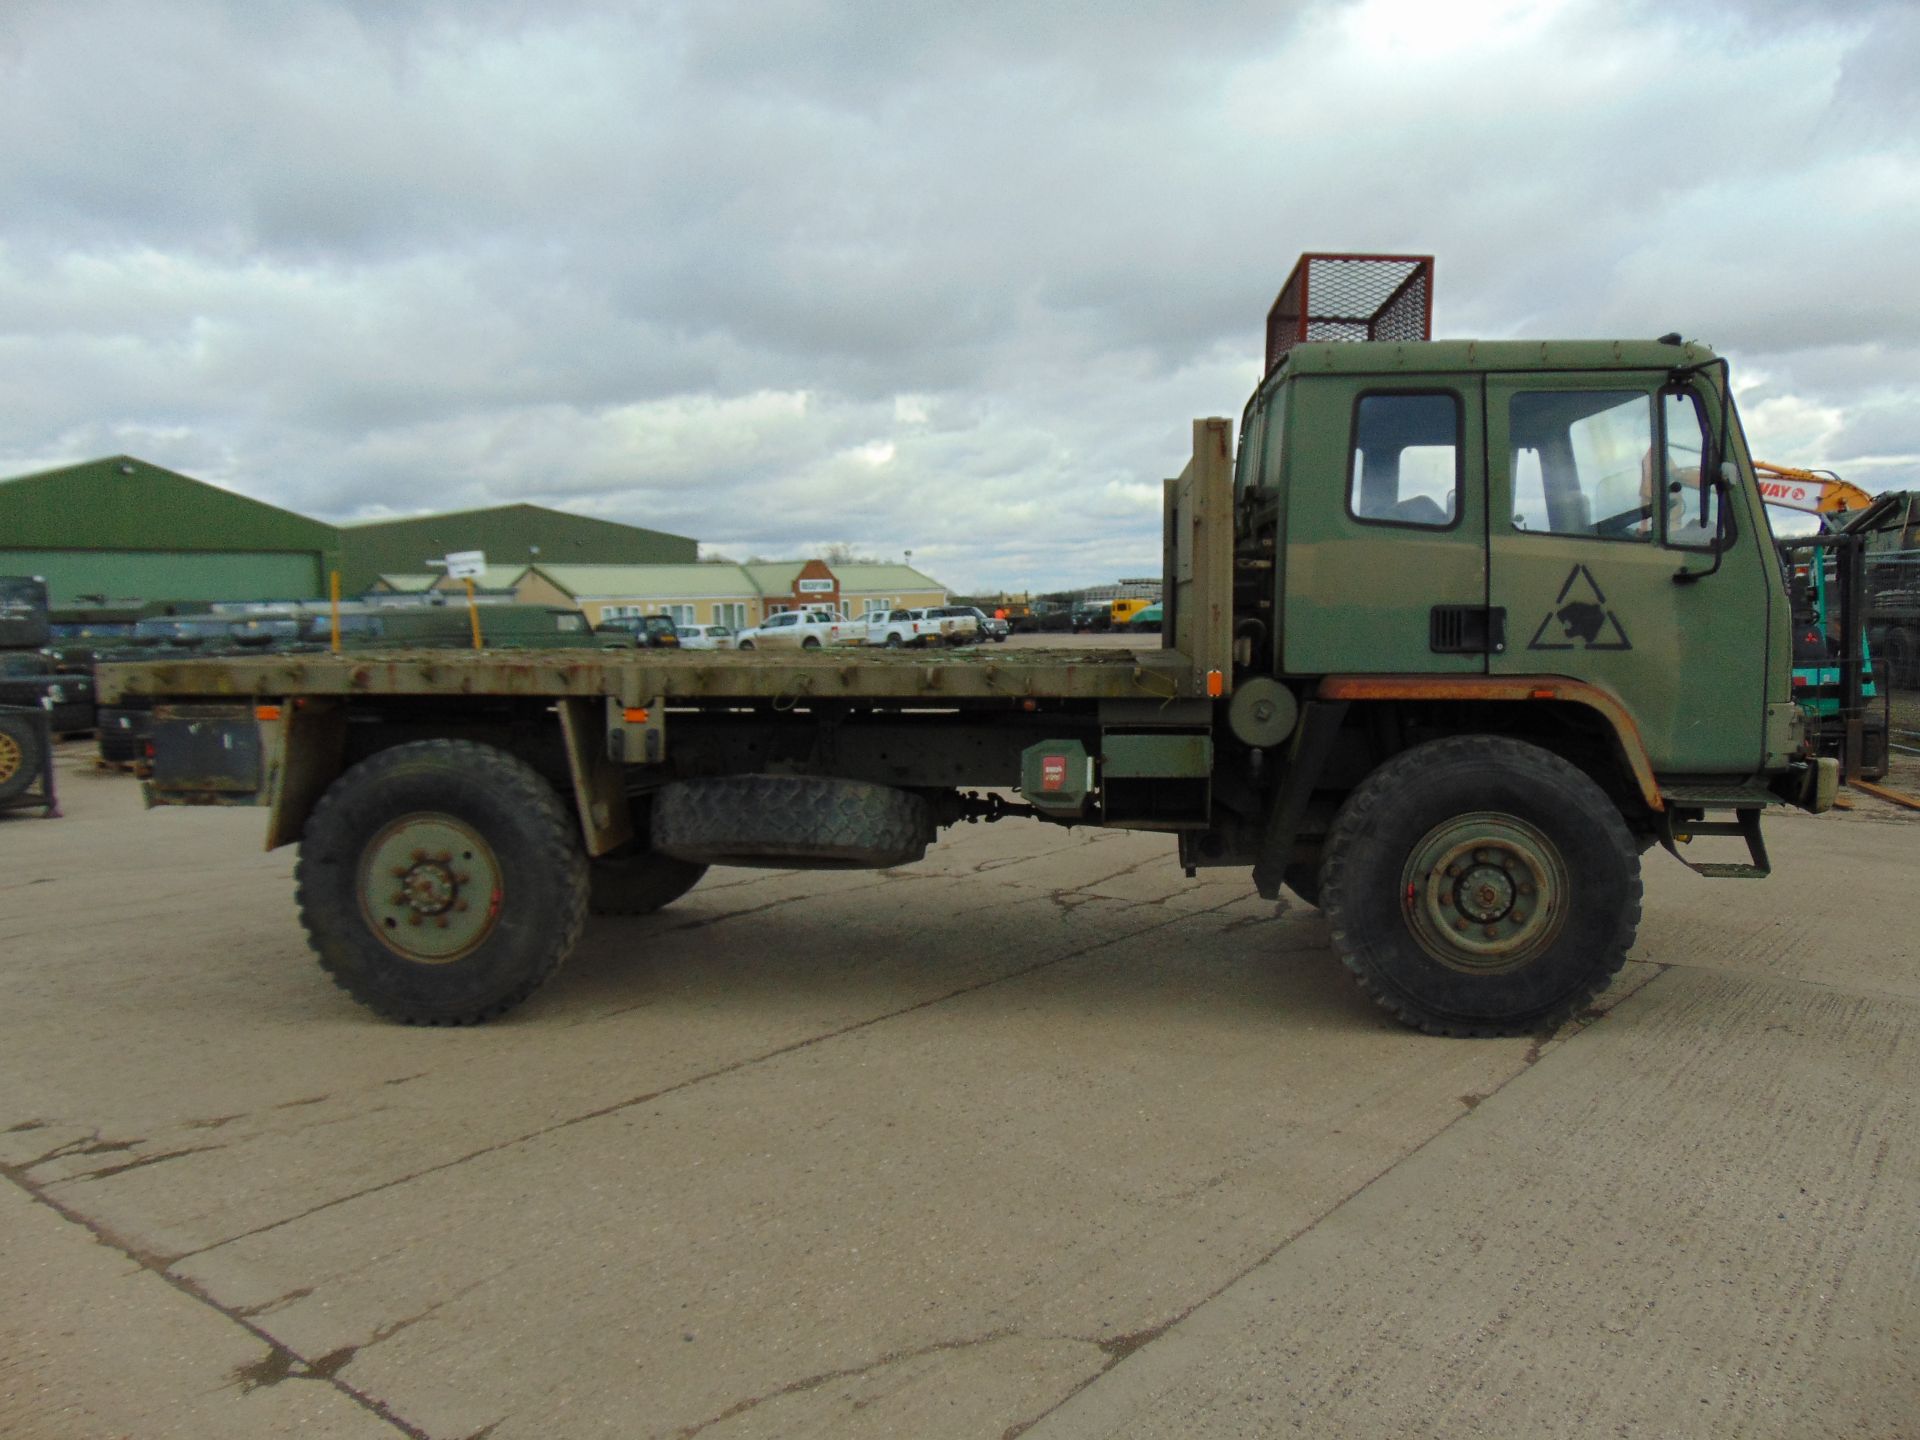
[444,550,488,580]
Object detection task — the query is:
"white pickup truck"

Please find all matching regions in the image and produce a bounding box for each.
[865,608,963,648]
[733,609,865,650]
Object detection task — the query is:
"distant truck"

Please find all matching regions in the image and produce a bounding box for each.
[1842,491,1920,686]
[734,609,863,650]
[0,576,95,734]
[101,254,1836,1039]
[920,605,985,643]
[865,608,959,648]
[937,606,1009,642]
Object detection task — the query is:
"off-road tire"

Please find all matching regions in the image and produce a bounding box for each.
[0,712,43,802]
[589,844,708,915]
[1320,735,1639,1037]
[652,774,934,869]
[884,634,903,649]
[295,740,588,1024]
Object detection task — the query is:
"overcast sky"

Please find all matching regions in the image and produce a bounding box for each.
[2,0,1914,592]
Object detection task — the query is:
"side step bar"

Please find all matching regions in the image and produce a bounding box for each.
[1657,803,1771,879]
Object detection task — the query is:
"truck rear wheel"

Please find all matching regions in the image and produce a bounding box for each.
[589,843,708,915]
[295,740,588,1024]
[1320,736,1640,1036]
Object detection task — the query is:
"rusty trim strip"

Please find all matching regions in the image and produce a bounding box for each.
[1315,674,1663,811]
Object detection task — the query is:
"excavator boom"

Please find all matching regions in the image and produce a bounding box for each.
[1755,461,1875,515]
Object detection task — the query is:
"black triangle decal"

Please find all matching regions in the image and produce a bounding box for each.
[1528,565,1632,652]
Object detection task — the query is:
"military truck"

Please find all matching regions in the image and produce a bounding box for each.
[98,255,1833,1035]
[1,576,96,733]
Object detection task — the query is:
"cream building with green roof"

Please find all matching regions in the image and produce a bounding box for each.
[426,559,947,628]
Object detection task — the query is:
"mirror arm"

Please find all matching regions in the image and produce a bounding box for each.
[1673,467,1737,584]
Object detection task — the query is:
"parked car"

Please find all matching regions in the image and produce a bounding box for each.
[591,614,681,649]
[952,606,1010,642]
[923,605,1004,643]
[734,610,862,650]
[675,624,736,651]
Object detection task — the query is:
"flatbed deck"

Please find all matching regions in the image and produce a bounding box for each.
[97,643,1203,706]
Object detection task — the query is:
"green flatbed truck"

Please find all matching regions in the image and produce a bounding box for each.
[99,257,1836,1035]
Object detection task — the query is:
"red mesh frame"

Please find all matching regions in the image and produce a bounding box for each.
[1265,253,1434,376]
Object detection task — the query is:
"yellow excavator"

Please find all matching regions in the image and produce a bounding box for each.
[1753,461,1875,517]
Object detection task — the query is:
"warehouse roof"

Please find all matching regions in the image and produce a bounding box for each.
[339,501,695,546]
[532,561,945,600]
[536,564,757,598]
[739,562,937,593]
[0,455,340,552]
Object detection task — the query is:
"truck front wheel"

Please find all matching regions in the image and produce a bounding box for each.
[295,740,588,1024]
[1319,736,1640,1036]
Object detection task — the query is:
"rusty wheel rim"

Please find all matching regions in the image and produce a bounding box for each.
[356,813,503,964]
[0,731,21,784]
[1402,812,1569,974]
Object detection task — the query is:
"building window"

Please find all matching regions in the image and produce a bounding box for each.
[663,604,694,626]
[862,598,892,617]
[601,604,643,620]
[714,602,747,627]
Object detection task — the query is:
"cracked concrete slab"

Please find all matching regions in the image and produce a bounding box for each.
[4,744,1917,1439]
[0,1179,399,1440]
[1022,964,1920,1439]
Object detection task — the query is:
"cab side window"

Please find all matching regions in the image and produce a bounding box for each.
[1509,390,1653,541]
[1348,393,1459,528]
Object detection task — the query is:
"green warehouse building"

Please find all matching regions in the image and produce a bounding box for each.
[0,458,702,607]
[339,504,697,593]
[0,456,343,607]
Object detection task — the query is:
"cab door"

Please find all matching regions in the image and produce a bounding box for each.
[1485,371,1774,773]
[1282,373,1488,674]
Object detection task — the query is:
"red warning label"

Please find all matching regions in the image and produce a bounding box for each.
[1040,755,1067,792]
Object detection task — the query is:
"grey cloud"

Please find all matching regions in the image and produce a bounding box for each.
[3,0,1919,592]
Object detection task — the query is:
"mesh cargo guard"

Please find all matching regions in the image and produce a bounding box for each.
[1265,253,1434,376]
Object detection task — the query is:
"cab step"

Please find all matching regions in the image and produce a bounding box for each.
[1659,782,1782,809]
[1657,804,1770,879]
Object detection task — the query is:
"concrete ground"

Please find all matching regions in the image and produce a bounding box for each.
[1,740,1915,1440]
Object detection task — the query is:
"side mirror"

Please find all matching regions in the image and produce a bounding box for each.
[1674,469,1739,583]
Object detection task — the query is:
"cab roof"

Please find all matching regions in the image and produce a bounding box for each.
[1272,337,1718,381]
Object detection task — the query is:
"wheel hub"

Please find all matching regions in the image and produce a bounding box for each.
[356,814,502,963]
[1403,815,1566,973]
[0,732,20,783]
[1454,861,1516,922]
